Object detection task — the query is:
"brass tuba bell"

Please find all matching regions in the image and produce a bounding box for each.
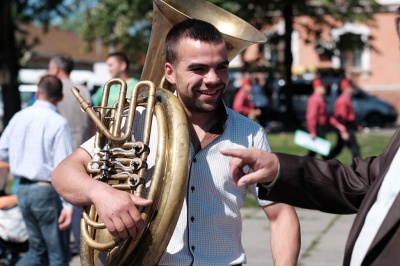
[73,0,267,265]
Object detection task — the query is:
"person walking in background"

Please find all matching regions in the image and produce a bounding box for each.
[251,76,271,129]
[327,79,361,159]
[48,53,91,150]
[306,78,348,159]
[48,53,91,254]
[91,52,139,107]
[233,77,262,122]
[0,75,74,266]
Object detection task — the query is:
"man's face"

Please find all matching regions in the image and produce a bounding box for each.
[165,38,229,114]
[316,85,326,95]
[106,56,125,79]
[47,61,58,76]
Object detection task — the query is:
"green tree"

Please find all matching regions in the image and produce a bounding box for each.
[79,0,153,72]
[0,0,71,129]
[78,0,381,129]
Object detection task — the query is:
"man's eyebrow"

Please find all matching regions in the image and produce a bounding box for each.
[187,60,230,69]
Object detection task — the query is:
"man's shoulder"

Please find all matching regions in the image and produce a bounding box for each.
[226,107,263,130]
[62,78,90,96]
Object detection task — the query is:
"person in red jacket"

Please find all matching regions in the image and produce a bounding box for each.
[327,79,361,159]
[232,77,261,121]
[306,79,348,159]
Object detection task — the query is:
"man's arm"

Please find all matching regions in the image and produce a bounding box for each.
[220,145,385,214]
[51,148,152,238]
[263,203,300,266]
[305,97,318,137]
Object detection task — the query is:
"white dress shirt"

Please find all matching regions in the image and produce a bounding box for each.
[350,148,400,265]
[81,105,272,265]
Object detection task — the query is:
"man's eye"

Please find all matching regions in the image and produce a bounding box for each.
[192,67,206,73]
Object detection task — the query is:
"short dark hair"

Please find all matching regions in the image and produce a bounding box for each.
[50,53,74,74]
[37,75,63,101]
[107,52,130,71]
[165,19,224,66]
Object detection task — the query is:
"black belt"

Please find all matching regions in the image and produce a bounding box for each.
[20,177,51,185]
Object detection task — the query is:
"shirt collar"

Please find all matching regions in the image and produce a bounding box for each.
[190,101,228,153]
[33,100,58,112]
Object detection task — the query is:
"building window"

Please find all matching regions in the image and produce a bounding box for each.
[331,22,370,75]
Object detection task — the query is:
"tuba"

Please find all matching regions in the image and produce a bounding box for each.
[72,0,267,265]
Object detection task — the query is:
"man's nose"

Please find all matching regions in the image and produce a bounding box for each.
[204,69,220,84]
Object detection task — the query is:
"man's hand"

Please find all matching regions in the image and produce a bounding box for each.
[337,125,349,141]
[340,131,349,141]
[220,147,279,187]
[58,208,73,230]
[91,186,152,239]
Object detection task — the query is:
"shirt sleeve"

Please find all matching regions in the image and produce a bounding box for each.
[249,127,273,207]
[53,122,74,167]
[91,86,104,106]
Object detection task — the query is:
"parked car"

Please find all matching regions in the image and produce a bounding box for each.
[270,77,398,128]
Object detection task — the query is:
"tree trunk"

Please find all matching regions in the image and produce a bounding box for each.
[0,0,21,133]
[282,3,301,130]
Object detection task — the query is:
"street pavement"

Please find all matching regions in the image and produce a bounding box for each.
[70,207,356,266]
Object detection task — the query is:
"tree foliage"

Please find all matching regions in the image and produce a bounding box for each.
[76,0,381,130]
[79,0,154,71]
[0,0,71,128]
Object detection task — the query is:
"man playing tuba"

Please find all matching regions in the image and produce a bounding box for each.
[52,19,300,265]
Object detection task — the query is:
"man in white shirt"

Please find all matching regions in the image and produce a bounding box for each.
[0,75,74,266]
[51,19,300,265]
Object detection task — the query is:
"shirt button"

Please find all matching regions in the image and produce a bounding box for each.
[191,246,195,251]
[191,186,195,192]
[191,216,195,222]
[192,158,197,163]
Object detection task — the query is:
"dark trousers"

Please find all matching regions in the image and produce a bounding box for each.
[308,125,329,159]
[327,125,360,159]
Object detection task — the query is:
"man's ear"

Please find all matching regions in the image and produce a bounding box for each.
[165,62,176,85]
[121,61,127,72]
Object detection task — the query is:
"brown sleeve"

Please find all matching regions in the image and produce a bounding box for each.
[258,129,400,214]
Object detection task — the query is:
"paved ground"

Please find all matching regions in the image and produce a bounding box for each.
[70,207,356,266]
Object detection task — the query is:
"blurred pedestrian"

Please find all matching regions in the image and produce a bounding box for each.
[0,75,74,266]
[48,53,91,150]
[47,53,91,254]
[0,162,28,266]
[251,76,271,129]
[306,78,348,159]
[233,77,261,122]
[327,79,361,159]
[91,52,139,107]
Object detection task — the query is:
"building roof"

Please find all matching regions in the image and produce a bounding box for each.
[22,24,108,69]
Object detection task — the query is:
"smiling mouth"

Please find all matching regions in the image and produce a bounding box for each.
[199,90,218,95]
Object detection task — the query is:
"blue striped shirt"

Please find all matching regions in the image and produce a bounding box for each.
[0,100,73,183]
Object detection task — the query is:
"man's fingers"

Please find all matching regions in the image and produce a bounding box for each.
[120,212,138,238]
[220,148,247,159]
[131,196,153,207]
